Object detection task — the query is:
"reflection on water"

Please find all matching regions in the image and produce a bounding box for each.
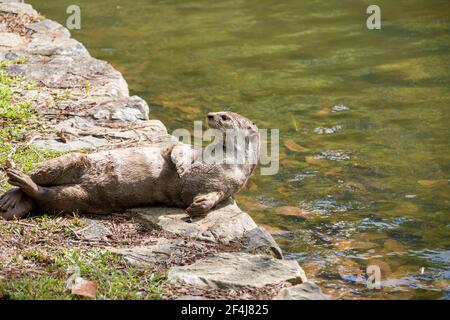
[28,0,450,299]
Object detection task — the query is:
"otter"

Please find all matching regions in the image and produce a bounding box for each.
[0,112,260,220]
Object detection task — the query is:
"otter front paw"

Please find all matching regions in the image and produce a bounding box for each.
[186,192,222,217]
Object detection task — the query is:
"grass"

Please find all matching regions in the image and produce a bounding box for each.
[0,248,163,300]
[0,59,64,191]
[0,212,167,300]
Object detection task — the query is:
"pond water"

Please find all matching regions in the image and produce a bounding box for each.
[28,0,450,299]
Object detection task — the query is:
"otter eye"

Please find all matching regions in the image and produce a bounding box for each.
[220,114,230,121]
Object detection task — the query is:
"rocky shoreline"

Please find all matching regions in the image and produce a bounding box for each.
[0,1,329,300]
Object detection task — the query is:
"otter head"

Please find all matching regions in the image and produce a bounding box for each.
[206,111,260,174]
[207,111,259,135]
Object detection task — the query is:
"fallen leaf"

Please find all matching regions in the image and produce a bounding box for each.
[367,259,392,277]
[71,277,97,299]
[335,240,376,250]
[417,179,448,187]
[382,238,406,253]
[176,105,200,114]
[324,167,342,175]
[312,107,330,117]
[284,139,307,152]
[275,206,307,217]
[280,159,298,167]
[305,156,326,165]
[259,224,290,235]
[247,181,258,192]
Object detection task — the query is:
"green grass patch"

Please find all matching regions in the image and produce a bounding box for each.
[1,249,163,300]
[0,60,64,189]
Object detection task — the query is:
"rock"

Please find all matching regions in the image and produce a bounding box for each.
[273,282,331,300]
[241,227,283,259]
[7,55,128,97]
[26,19,71,38]
[0,3,39,17]
[33,136,108,152]
[0,22,6,33]
[175,295,206,300]
[331,104,350,112]
[314,150,350,161]
[0,32,25,47]
[110,238,208,268]
[275,206,307,217]
[299,195,351,214]
[27,33,88,56]
[79,219,111,241]
[127,199,258,243]
[167,252,307,289]
[4,51,18,60]
[92,96,149,121]
[53,117,169,143]
[313,125,343,135]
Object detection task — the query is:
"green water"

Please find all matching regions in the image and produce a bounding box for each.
[28,0,450,299]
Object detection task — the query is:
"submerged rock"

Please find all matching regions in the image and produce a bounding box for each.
[167,252,307,289]
[273,282,331,300]
[331,104,350,112]
[127,199,257,244]
[314,150,351,161]
[314,125,343,135]
[299,195,352,214]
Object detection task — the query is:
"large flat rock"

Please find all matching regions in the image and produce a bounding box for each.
[127,199,258,243]
[110,238,209,268]
[167,252,307,289]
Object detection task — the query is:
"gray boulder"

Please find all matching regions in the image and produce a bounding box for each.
[127,199,258,243]
[167,252,307,289]
[7,55,129,97]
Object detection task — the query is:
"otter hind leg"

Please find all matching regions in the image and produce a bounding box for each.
[6,169,40,198]
[0,188,36,220]
[30,153,90,186]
